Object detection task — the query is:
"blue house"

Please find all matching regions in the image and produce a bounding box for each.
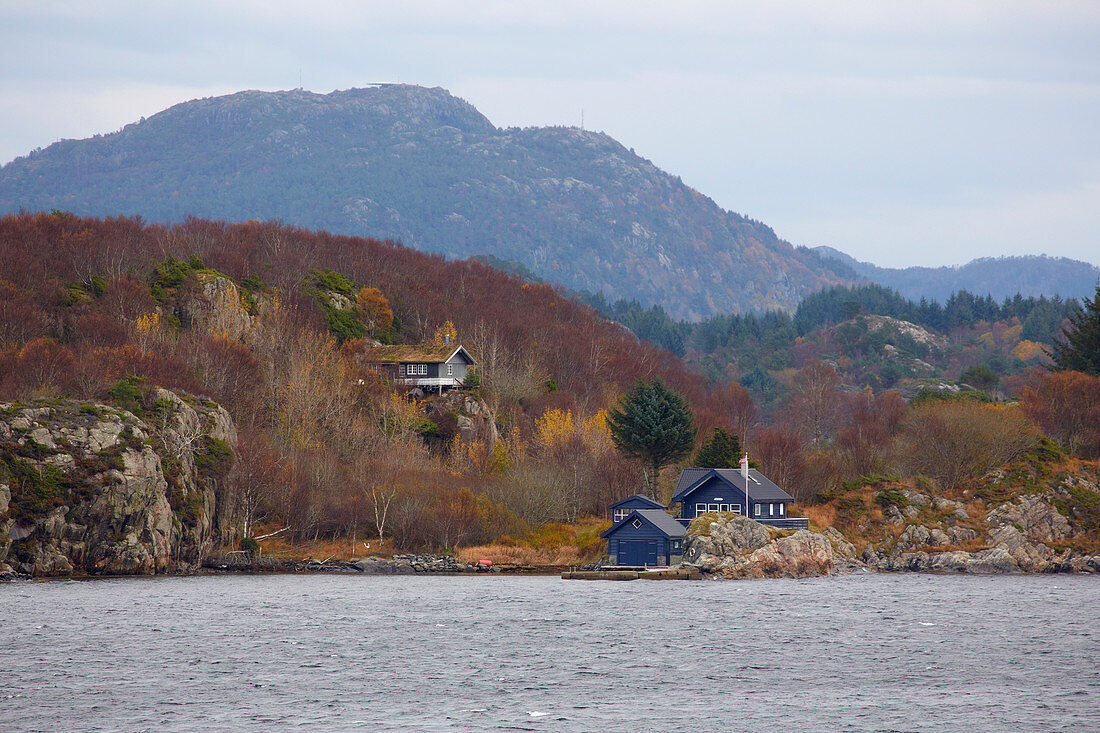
[670,467,805,529]
[601,464,807,567]
[600,509,686,567]
[608,494,665,523]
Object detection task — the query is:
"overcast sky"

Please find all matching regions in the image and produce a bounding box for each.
[2,1,1097,268]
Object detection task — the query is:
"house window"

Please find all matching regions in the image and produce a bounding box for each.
[695,503,707,517]
[613,509,627,522]
[754,504,761,517]
[632,518,642,529]
[447,364,453,376]
[708,503,720,513]
[770,503,775,516]
[671,541,681,551]
[731,504,741,515]
[719,503,730,513]
[779,503,785,517]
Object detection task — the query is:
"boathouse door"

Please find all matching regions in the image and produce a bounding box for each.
[619,540,657,567]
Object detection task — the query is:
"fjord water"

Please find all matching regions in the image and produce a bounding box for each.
[3,574,1097,732]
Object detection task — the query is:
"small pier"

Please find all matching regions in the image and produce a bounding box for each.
[561,566,702,581]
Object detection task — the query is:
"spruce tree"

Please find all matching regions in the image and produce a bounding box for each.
[692,427,742,469]
[607,379,696,496]
[1050,285,1100,376]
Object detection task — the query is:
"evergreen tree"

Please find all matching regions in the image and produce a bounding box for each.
[607,379,696,496]
[1050,285,1100,375]
[692,427,742,469]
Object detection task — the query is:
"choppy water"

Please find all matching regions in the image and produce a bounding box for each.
[2,573,1098,732]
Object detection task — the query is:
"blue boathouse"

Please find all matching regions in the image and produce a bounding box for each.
[600,509,686,567]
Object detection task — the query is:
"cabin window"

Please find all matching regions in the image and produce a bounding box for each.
[779,503,785,516]
[447,364,453,376]
[769,503,774,516]
[671,540,681,551]
[708,503,720,513]
[695,503,707,517]
[731,504,741,515]
[754,504,761,517]
[613,509,628,522]
[719,503,730,513]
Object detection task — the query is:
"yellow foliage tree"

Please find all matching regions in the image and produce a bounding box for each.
[535,408,575,453]
[432,320,458,348]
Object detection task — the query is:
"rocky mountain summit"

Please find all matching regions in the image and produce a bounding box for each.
[0,390,236,576]
[0,85,854,319]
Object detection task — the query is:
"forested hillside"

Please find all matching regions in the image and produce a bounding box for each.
[1,214,1098,570]
[0,85,855,320]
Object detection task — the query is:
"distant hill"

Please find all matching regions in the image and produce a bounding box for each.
[0,85,855,320]
[812,246,1100,303]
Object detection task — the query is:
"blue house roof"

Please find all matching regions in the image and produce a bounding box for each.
[600,509,687,539]
[607,494,665,512]
[671,468,794,505]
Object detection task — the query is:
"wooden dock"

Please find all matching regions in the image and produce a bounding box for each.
[561,566,702,581]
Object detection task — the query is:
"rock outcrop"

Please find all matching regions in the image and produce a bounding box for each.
[0,391,235,576]
[684,514,838,579]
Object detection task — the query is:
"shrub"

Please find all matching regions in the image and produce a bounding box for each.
[239,536,260,554]
[875,489,909,509]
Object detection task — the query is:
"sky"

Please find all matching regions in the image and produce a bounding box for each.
[1,1,1098,269]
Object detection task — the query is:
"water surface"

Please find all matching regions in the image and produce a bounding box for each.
[2,573,1097,732]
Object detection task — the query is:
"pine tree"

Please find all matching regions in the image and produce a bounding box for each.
[1050,285,1100,376]
[607,379,696,496]
[692,427,742,469]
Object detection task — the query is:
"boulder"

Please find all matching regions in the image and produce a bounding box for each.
[685,515,836,579]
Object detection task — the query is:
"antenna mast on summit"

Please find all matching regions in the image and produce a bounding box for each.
[581,108,585,130]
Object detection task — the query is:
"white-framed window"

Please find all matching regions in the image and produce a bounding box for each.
[755,504,762,517]
[719,503,730,513]
[613,509,628,522]
[731,504,741,515]
[779,503,785,517]
[770,503,776,516]
[447,364,453,376]
[695,503,707,517]
[671,540,681,551]
[631,518,642,529]
[708,503,720,513]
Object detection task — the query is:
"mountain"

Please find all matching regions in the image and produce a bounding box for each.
[812,246,1100,303]
[0,85,855,320]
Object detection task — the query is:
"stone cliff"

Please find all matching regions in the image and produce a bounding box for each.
[0,389,236,577]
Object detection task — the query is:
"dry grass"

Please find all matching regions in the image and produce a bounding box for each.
[455,543,586,567]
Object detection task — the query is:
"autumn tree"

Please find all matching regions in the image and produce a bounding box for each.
[1020,370,1100,457]
[1049,285,1100,375]
[786,360,842,447]
[355,286,394,338]
[607,379,696,496]
[895,401,1038,490]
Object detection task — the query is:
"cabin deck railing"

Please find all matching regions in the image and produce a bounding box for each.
[756,517,809,529]
[396,376,464,389]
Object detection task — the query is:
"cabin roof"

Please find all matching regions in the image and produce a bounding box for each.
[367,344,475,365]
[607,494,665,511]
[671,468,794,504]
[600,509,687,539]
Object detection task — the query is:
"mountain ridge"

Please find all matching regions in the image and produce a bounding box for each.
[812,246,1100,303]
[0,84,854,320]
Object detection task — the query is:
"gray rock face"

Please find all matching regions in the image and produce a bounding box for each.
[433,391,498,445]
[0,392,236,576]
[987,495,1072,543]
[685,514,836,579]
[179,273,257,340]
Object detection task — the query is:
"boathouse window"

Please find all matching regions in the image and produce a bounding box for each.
[755,504,762,517]
[779,504,785,517]
[671,541,681,551]
[770,503,775,516]
[613,509,628,522]
[695,503,707,517]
